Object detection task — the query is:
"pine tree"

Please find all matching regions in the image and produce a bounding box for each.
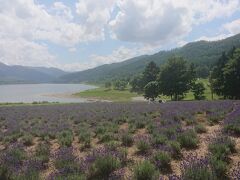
[158,57,195,101]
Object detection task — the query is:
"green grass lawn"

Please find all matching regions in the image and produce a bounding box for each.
[76,79,220,102]
[185,79,219,100]
[75,88,139,102]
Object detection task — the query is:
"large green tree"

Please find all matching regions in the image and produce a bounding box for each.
[222,48,240,99]
[113,80,127,91]
[130,61,159,93]
[144,81,159,101]
[210,52,228,96]
[142,61,159,85]
[130,74,144,93]
[158,57,195,100]
[192,82,206,100]
[210,47,240,99]
[105,81,112,90]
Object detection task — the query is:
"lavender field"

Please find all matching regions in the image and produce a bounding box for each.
[0,101,240,180]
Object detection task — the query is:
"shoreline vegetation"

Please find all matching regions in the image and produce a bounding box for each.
[74,87,140,102]
[75,79,219,102]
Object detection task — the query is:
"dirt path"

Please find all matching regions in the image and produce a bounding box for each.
[25,137,40,156]
[171,115,222,177]
[171,104,240,178]
[171,124,222,177]
[119,123,129,132]
[229,137,240,176]
[72,135,88,159]
[0,142,5,151]
[41,140,59,179]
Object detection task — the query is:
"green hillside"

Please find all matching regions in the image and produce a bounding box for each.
[59,33,240,83]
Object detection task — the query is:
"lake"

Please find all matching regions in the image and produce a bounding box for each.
[0,84,96,103]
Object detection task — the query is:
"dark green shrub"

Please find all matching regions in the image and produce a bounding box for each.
[210,157,228,178]
[35,143,50,164]
[55,157,79,173]
[4,131,22,143]
[135,121,145,129]
[0,166,10,179]
[164,128,176,138]
[136,140,150,154]
[177,130,198,149]
[51,174,86,180]
[147,123,154,134]
[186,118,196,126]
[224,124,240,136]
[14,170,40,180]
[8,148,27,164]
[208,116,221,125]
[152,151,171,172]
[195,124,207,134]
[121,133,133,147]
[90,155,120,178]
[99,132,115,143]
[224,136,236,153]
[209,143,230,161]
[133,161,157,180]
[79,131,91,148]
[105,141,120,151]
[57,130,74,147]
[22,134,34,146]
[129,123,136,133]
[168,141,181,159]
[152,134,167,146]
[95,126,106,135]
[182,166,214,180]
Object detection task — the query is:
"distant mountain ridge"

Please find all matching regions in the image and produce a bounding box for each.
[0,63,67,84]
[59,33,240,83]
[1,33,240,84]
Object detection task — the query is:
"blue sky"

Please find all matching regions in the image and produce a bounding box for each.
[0,0,240,71]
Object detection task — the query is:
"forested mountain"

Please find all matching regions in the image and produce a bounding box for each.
[59,33,240,83]
[0,62,67,84]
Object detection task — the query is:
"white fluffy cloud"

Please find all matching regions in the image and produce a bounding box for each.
[109,0,240,44]
[61,45,158,71]
[224,19,240,34]
[0,0,114,69]
[76,0,115,41]
[195,34,232,42]
[0,0,112,47]
[196,17,240,42]
[110,0,192,44]
[0,0,240,71]
[90,45,156,65]
[0,38,57,67]
[0,0,76,46]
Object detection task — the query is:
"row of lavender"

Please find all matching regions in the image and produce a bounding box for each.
[0,101,239,179]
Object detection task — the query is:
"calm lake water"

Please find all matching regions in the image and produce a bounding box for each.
[0,84,96,103]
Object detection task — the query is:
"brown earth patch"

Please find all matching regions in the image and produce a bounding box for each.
[228,137,240,177]
[119,123,129,132]
[25,137,40,156]
[171,121,222,177]
[41,139,59,179]
[134,128,147,137]
[0,142,5,151]
[72,136,87,159]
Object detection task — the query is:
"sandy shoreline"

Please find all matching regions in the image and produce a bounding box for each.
[44,93,147,102]
[43,93,112,102]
